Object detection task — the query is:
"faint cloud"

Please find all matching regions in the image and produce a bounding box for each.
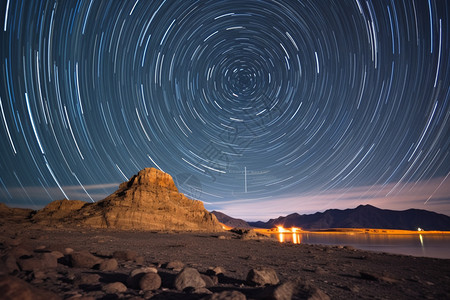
[1,183,120,209]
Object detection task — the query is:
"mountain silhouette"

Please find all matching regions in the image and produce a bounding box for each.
[248,205,450,230]
[211,211,252,228]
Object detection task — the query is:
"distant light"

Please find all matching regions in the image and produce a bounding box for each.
[417,227,424,231]
[277,226,288,233]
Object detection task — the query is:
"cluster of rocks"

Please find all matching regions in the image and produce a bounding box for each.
[0,239,329,299]
[230,228,271,240]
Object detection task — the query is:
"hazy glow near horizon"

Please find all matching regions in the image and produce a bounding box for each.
[0,1,448,219]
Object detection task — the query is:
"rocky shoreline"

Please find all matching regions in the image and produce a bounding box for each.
[1,224,450,299]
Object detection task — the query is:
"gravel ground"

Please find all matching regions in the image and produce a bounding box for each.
[1,223,450,299]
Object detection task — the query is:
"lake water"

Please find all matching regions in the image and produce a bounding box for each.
[271,233,450,259]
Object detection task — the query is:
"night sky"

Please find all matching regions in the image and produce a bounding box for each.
[0,0,449,221]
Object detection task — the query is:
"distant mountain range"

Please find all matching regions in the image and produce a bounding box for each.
[211,211,252,228]
[214,205,450,231]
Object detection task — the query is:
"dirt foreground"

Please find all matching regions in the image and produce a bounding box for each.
[1,223,450,299]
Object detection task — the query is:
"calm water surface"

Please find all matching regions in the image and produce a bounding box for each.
[271,233,450,259]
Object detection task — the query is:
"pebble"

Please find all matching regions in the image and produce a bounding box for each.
[50,251,64,259]
[33,270,47,280]
[113,250,138,261]
[103,282,127,293]
[207,266,225,276]
[166,260,185,271]
[64,248,74,255]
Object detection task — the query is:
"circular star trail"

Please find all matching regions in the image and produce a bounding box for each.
[0,0,449,217]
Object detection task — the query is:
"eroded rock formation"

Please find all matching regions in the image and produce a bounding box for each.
[32,168,223,232]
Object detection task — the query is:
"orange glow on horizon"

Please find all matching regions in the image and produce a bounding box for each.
[276,226,301,233]
[275,226,302,244]
[277,226,288,233]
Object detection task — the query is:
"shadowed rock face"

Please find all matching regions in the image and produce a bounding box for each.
[33,168,223,232]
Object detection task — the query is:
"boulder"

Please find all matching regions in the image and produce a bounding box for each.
[174,267,206,291]
[9,246,33,259]
[201,274,218,287]
[98,258,118,271]
[247,267,279,286]
[40,252,58,268]
[166,260,184,271]
[17,253,56,272]
[103,282,127,294]
[139,272,162,291]
[0,275,61,300]
[69,251,103,268]
[135,256,145,264]
[113,250,138,261]
[271,279,330,300]
[231,228,268,240]
[50,251,64,259]
[128,267,158,289]
[1,254,18,274]
[209,266,225,275]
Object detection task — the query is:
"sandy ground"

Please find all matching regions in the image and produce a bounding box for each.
[1,221,450,299]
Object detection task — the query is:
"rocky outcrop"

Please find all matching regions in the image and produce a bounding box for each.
[32,199,87,224]
[32,168,223,232]
[0,203,33,225]
[0,203,10,214]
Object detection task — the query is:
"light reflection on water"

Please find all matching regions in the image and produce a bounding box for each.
[278,233,301,244]
[271,233,450,259]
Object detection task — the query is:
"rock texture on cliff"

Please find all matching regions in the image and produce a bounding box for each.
[32,168,223,232]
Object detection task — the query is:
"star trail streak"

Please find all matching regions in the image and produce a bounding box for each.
[0,0,449,218]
